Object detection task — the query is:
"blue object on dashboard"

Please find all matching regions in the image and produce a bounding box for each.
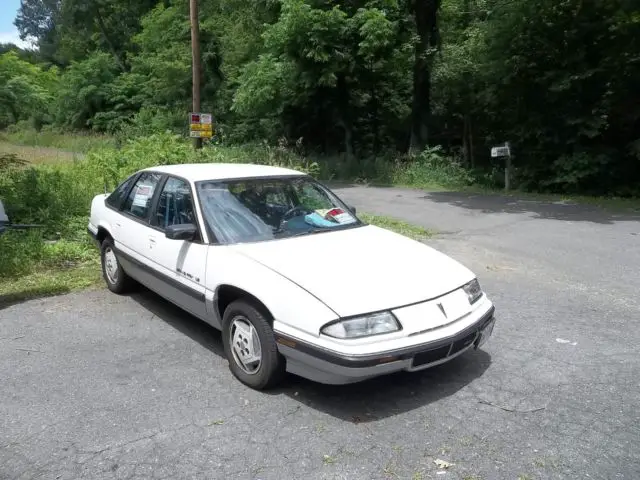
[304,212,336,228]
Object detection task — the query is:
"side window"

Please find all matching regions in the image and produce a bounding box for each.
[154,177,197,230]
[122,172,162,219]
[106,174,136,209]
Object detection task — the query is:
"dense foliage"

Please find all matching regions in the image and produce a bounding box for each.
[0,132,317,280]
[2,0,639,195]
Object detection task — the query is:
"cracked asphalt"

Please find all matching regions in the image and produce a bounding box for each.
[2,186,640,480]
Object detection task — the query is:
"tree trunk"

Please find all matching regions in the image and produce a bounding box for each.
[462,115,469,166]
[371,89,380,155]
[468,115,475,168]
[409,0,440,153]
[336,74,354,160]
[461,0,474,168]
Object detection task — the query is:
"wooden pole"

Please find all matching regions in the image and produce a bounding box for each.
[190,0,202,150]
[504,142,511,192]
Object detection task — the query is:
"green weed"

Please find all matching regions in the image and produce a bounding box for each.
[1,125,114,153]
[0,260,101,308]
[360,213,435,241]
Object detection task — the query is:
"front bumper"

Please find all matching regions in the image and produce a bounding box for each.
[275,305,495,385]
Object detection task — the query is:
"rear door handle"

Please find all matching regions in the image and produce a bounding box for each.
[149,236,156,248]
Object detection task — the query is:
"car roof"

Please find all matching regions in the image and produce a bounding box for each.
[141,163,306,182]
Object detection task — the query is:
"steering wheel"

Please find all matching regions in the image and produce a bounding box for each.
[281,205,309,222]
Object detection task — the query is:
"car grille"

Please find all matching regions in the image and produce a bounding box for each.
[412,345,452,367]
[410,321,489,368]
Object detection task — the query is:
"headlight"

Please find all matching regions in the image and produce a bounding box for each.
[321,311,401,339]
[463,278,483,304]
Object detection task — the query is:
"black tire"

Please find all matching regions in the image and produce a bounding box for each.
[100,237,133,294]
[222,299,285,390]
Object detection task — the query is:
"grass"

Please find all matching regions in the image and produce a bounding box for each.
[0,224,102,308]
[0,260,101,308]
[0,141,83,165]
[0,127,114,153]
[361,213,435,241]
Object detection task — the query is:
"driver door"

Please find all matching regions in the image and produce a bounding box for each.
[146,175,208,320]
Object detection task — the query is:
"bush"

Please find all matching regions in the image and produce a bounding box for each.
[393,146,476,188]
[0,230,46,277]
[110,106,188,141]
[0,162,104,231]
[2,132,323,236]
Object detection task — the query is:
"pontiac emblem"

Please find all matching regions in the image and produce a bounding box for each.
[437,302,447,318]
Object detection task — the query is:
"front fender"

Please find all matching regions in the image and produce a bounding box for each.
[207,247,339,338]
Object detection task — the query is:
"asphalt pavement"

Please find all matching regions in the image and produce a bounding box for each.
[2,186,639,480]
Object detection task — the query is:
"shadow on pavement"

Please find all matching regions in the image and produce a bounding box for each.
[129,286,492,423]
[0,286,73,312]
[421,191,640,225]
[267,350,491,423]
[129,287,225,358]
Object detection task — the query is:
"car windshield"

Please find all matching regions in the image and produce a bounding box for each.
[196,176,363,244]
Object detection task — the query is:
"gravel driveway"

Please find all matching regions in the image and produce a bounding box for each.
[1,186,639,480]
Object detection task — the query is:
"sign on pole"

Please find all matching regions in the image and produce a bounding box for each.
[491,142,512,191]
[491,144,510,158]
[189,113,214,139]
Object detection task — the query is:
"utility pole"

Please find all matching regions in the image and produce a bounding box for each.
[190,0,202,149]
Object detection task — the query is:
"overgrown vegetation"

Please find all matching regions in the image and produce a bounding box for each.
[1,0,638,195]
[0,133,439,304]
[1,124,115,152]
[1,0,639,302]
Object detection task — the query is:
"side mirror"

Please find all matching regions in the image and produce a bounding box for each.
[165,223,197,241]
[348,205,357,215]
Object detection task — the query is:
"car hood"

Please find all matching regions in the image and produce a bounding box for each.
[230,225,476,318]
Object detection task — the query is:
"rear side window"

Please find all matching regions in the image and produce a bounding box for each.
[106,174,136,209]
[122,172,163,219]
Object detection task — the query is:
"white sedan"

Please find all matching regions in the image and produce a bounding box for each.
[88,164,496,390]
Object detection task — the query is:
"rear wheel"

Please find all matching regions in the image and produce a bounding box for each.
[100,237,133,294]
[222,299,285,390]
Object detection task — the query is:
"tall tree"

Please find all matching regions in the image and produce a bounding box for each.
[14,0,62,65]
[409,0,440,151]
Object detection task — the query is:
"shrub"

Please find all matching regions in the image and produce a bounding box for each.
[0,230,46,277]
[393,146,476,188]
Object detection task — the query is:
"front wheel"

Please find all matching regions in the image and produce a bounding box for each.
[222,299,285,390]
